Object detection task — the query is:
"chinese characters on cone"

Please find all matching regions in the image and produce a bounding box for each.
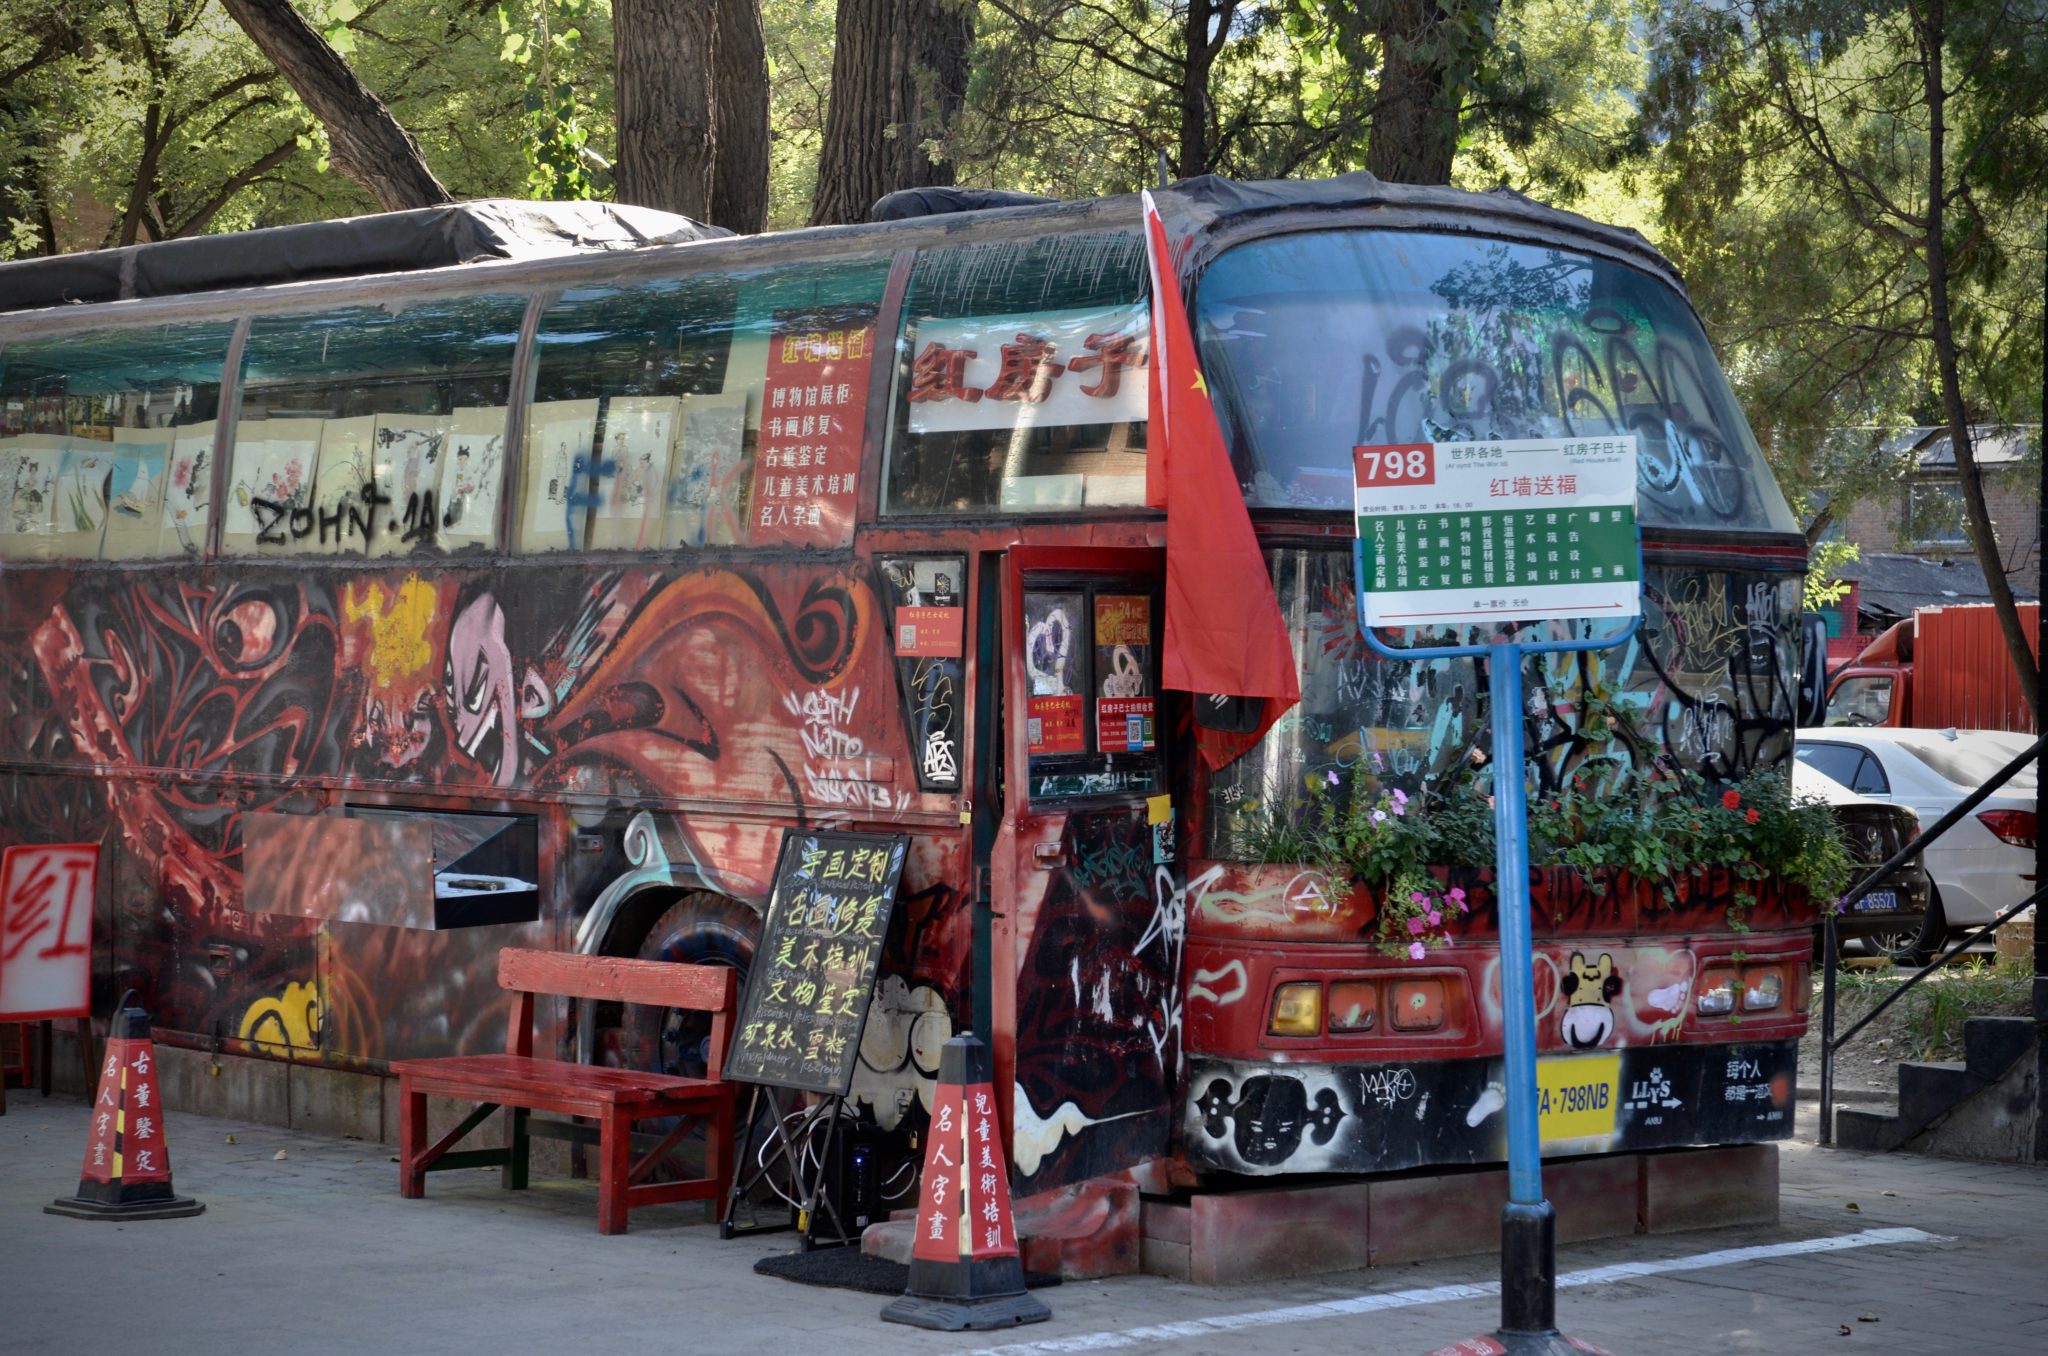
[47,996,204,1220]
[881,1034,1049,1331]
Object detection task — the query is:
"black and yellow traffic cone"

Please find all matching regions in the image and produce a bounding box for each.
[881,1033,1049,1331]
[46,995,203,1221]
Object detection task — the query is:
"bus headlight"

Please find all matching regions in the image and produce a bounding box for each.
[1269,982,1322,1036]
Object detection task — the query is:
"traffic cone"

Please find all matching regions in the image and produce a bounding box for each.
[881,1033,1050,1331]
[46,995,203,1221]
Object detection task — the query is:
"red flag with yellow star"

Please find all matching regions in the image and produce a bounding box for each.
[1141,189,1300,767]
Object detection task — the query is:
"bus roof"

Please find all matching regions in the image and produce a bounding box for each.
[0,173,1688,325]
[0,200,724,315]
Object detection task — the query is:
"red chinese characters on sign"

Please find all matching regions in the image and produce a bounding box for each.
[0,842,97,1021]
[1488,474,1579,498]
[982,335,1066,403]
[749,312,878,548]
[895,605,965,658]
[1068,330,1147,398]
[907,342,982,405]
[1026,696,1084,755]
[80,1036,173,1185]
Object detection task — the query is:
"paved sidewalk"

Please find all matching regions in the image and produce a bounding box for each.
[2,1093,2042,1355]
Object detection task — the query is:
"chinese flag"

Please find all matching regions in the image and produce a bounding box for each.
[1141,190,1300,768]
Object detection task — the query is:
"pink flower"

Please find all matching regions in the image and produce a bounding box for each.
[1391,801,1406,816]
[1448,887,1467,902]
[1410,890,1428,903]
[1427,910,1442,927]
[1392,788,1408,805]
[1326,769,1341,786]
[1406,916,1427,935]
[1409,941,1427,960]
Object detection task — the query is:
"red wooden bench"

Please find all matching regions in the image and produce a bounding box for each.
[392,948,737,1234]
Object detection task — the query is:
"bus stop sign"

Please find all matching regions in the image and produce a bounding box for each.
[1351,435,1641,1355]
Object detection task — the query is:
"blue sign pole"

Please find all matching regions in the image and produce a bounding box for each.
[1351,537,1639,1349]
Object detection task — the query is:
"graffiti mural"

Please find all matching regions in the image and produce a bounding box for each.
[0,556,949,1070]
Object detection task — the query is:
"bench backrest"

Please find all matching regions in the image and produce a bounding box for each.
[497,948,738,1080]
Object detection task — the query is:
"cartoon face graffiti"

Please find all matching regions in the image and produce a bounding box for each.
[1196,1074,1345,1167]
[445,592,524,787]
[1559,951,1623,1049]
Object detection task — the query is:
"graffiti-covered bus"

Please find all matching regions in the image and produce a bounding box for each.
[0,175,1807,1201]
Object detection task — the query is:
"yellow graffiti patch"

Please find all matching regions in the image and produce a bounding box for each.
[239,981,322,1056]
[344,576,438,687]
[1536,1053,1621,1144]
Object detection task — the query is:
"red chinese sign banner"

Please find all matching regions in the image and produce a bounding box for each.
[0,842,97,1021]
[895,606,965,658]
[912,1079,1020,1263]
[1093,594,1155,754]
[749,309,879,549]
[81,1036,173,1186]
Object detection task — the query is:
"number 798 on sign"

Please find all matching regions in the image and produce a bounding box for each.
[1354,443,1436,488]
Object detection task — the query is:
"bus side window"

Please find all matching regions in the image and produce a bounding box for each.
[883,231,1151,517]
[0,322,231,561]
[523,255,891,554]
[227,295,526,558]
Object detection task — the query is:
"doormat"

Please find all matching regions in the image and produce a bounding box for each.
[752,1250,1061,1296]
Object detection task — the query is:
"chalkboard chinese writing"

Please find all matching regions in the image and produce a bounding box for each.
[726,830,909,1094]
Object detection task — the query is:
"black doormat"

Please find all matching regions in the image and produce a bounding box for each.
[752,1249,1062,1295]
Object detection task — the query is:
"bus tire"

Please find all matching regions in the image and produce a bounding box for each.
[617,890,760,1081]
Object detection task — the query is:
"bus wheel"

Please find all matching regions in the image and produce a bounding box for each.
[618,891,759,1080]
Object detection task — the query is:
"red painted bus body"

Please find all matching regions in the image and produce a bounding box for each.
[0,176,1810,1197]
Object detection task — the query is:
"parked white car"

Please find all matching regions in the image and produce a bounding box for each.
[1794,727,2036,956]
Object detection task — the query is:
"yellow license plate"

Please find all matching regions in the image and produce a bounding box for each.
[1537,1053,1621,1143]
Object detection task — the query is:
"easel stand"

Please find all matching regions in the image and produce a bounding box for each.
[720,1085,858,1250]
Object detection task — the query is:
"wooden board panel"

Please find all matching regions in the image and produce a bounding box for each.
[496,948,735,1012]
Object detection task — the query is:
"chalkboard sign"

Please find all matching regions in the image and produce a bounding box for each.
[726,830,909,1095]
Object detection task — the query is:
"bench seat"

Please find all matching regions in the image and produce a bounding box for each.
[393,948,738,1235]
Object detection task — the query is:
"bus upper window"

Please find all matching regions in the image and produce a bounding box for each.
[228,295,527,558]
[525,256,890,553]
[0,322,232,561]
[884,232,1150,516]
[1195,230,1797,533]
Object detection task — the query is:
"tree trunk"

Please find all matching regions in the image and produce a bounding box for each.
[1366,0,1466,185]
[613,0,718,219]
[810,0,975,226]
[1917,0,2040,719]
[709,0,770,234]
[217,0,449,212]
[1176,1,1223,177]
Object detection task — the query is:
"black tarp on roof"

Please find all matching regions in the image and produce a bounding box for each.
[1843,551,2037,626]
[0,200,725,315]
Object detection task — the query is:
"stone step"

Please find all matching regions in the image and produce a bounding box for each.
[1896,1060,1987,1130]
[1834,1105,1910,1153]
[1963,1016,2037,1082]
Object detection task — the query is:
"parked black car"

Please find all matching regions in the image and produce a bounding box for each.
[1795,763,1932,962]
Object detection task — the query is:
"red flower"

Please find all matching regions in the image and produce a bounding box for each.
[1745,808,1760,824]
[1721,790,1742,809]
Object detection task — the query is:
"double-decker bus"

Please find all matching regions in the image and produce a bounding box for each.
[0,174,1807,1201]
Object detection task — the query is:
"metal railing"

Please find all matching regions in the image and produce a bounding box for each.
[1817,729,2048,1147]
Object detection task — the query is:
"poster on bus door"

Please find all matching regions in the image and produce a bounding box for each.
[1353,436,1641,628]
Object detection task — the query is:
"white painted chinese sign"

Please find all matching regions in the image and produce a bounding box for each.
[0,842,97,1020]
[1354,437,1641,628]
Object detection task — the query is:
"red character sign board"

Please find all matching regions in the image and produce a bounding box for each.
[1025,696,1084,755]
[81,1036,173,1186]
[895,606,966,658]
[912,1080,1020,1264]
[749,310,878,549]
[0,842,97,1021]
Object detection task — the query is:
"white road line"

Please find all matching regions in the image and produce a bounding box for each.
[968,1226,1948,1356]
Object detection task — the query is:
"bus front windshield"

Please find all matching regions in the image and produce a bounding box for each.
[1194,228,1796,533]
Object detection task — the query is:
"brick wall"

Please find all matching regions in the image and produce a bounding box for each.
[1834,465,2040,594]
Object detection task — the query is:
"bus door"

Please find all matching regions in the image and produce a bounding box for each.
[993,545,1180,1195]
